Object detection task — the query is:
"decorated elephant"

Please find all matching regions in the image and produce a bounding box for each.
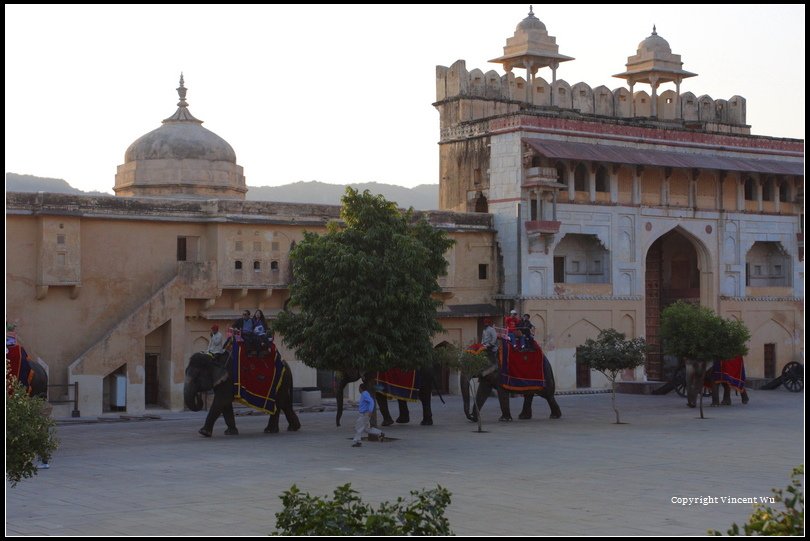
[683,356,750,409]
[184,339,300,437]
[705,356,749,406]
[335,367,434,427]
[460,339,561,422]
[7,341,48,398]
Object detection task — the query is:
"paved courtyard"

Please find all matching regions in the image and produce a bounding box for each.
[5,388,804,536]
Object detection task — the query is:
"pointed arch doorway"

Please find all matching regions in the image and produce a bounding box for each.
[645,228,706,381]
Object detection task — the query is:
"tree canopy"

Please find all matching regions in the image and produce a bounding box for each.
[660,301,750,363]
[578,328,646,423]
[273,188,454,372]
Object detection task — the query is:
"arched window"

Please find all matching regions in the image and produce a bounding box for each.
[234,260,243,270]
[574,163,587,192]
[595,166,609,192]
[743,177,755,201]
[761,177,773,202]
[253,261,261,272]
[474,192,488,213]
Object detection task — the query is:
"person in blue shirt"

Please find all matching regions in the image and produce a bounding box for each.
[352,383,385,447]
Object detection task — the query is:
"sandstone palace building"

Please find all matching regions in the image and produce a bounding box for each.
[6,10,804,416]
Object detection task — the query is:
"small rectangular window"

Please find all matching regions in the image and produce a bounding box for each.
[57,234,66,245]
[572,261,580,273]
[177,237,187,261]
[235,241,243,252]
[554,257,565,283]
[773,265,782,276]
[591,260,601,273]
[271,242,280,251]
[253,241,262,252]
[57,252,66,266]
[478,264,488,280]
[754,265,762,275]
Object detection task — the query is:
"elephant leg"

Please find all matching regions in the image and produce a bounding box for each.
[519,393,533,419]
[375,394,395,426]
[710,383,721,407]
[740,388,749,404]
[265,410,280,433]
[201,383,233,436]
[396,399,411,424]
[721,383,732,406]
[419,388,433,426]
[496,387,512,421]
[283,401,301,431]
[222,401,238,435]
[543,391,562,419]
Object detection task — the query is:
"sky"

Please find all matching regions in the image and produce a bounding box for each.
[5,4,805,195]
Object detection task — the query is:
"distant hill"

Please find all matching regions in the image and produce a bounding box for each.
[245,181,438,210]
[5,173,110,196]
[5,174,440,210]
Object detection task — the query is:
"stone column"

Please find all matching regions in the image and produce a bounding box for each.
[589,166,596,203]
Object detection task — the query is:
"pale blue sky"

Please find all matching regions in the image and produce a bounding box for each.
[5,4,805,194]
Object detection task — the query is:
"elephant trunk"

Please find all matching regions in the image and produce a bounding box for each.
[184,377,203,412]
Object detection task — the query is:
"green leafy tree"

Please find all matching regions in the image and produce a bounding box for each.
[6,362,58,487]
[273,483,454,536]
[710,465,804,536]
[274,188,454,373]
[578,329,646,424]
[660,301,750,418]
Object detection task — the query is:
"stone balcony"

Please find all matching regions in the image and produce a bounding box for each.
[525,220,561,235]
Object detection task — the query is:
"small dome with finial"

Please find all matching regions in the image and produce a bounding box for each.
[637,25,672,54]
[124,74,236,163]
[115,74,246,199]
[516,5,546,32]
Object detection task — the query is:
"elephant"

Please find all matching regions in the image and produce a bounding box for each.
[7,342,48,398]
[335,368,435,427]
[460,345,561,422]
[184,346,300,437]
[684,357,749,409]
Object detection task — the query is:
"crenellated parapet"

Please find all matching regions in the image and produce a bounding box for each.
[436,60,747,132]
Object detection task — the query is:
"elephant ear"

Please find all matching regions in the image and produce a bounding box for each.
[212,363,229,387]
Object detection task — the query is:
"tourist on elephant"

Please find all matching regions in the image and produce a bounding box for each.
[517,314,535,350]
[232,310,257,353]
[504,309,520,347]
[352,383,385,447]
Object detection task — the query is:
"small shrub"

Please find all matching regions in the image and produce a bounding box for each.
[710,465,804,536]
[273,483,454,535]
[6,362,59,487]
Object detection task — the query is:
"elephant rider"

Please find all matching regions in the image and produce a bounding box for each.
[207,324,226,361]
[481,319,499,377]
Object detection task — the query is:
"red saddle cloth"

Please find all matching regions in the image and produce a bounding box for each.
[376,368,420,402]
[231,340,285,415]
[499,337,545,392]
[6,343,33,396]
[705,356,746,391]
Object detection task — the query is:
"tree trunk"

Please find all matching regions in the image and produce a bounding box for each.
[611,379,620,424]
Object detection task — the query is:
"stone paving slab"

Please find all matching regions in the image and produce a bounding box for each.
[5,389,804,536]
